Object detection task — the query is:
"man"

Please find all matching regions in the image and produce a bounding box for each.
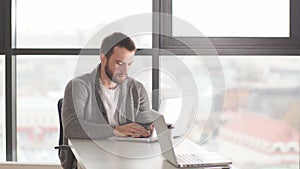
[60,32,153,169]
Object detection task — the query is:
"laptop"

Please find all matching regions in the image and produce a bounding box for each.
[112,96,196,143]
[150,109,232,168]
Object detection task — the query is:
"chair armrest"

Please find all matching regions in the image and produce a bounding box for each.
[54,145,70,150]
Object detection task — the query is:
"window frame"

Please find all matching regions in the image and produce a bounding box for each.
[4,0,18,162]
[0,0,5,54]
[160,0,300,55]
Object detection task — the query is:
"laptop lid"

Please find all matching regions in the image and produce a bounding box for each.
[150,110,178,164]
[151,109,232,168]
[159,96,196,137]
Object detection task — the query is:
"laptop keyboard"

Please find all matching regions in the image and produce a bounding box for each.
[177,153,204,164]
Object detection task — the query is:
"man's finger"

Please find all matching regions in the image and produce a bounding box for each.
[128,124,149,136]
[128,126,148,136]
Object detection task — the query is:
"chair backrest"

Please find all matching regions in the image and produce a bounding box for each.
[56,98,77,169]
[57,98,64,146]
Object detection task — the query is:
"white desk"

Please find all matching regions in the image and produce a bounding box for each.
[68,138,211,169]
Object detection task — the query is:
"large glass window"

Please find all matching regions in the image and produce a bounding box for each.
[164,0,299,55]
[182,56,300,169]
[0,55,4,161]
[16,55,79,163]
[2,0,298,165]
[173,0,290,37]
[16,0,152,48]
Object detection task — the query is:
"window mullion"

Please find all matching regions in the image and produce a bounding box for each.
[5,0,17,161]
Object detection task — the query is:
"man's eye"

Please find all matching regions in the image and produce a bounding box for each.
[117,62,123,65]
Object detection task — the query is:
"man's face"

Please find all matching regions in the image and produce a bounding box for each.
[103,46,134,84]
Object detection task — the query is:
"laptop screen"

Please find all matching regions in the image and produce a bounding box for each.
[158,96,196,136]
[159,97,183,125]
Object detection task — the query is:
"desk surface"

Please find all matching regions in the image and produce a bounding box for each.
[69,138,211,169]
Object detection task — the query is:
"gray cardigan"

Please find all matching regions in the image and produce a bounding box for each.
[59,64,151,169]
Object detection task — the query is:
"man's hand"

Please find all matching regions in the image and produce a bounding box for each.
[148,123,154,134]
[113,123,152,138]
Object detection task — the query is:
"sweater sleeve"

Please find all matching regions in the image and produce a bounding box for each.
[134,82,152,124]
[62,79,114,139]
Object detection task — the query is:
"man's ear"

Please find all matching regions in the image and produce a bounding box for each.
[100,54,106,64]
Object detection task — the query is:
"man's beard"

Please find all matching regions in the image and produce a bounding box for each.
[105,65,125,84]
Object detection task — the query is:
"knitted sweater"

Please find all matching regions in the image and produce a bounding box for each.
[59,64,151,169]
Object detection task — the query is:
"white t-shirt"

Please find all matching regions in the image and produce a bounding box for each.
[99,81,120,126]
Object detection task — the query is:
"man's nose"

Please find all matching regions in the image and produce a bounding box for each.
[119,64,130,73]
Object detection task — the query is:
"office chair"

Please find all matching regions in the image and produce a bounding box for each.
[54,98,77,169]
[54,98,69,154]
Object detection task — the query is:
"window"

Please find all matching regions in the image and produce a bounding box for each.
[16,55,78,163]
[160,55,215,133]
[160,0,300,55]
[16,0,152,48]
[173,0,290,37]
[0,55,4,161]
[185,56,300,169]
[160,55,213,108]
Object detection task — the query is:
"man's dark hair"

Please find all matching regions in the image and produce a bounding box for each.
[100,32,136,58]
